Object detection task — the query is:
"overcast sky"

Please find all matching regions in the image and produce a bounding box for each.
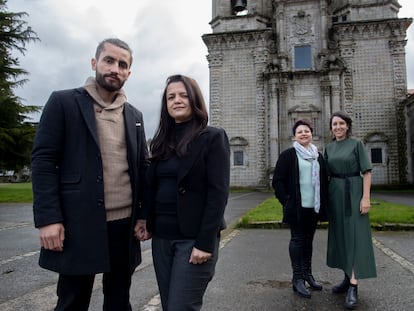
[8,0,414,138]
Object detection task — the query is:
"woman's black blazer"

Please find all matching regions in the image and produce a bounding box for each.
[145,126,230,253]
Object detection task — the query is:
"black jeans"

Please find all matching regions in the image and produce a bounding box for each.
[289,208,319,280]
[55,217,133,311]
[152,236,220,311]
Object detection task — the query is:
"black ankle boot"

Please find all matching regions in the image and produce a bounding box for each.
[345,284,358,309]
[292,279,311,298]
[304,274,323,290]
[332,274,350,294]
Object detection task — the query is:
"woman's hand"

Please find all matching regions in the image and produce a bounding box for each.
[189,247,212,264]
[360,171,372,215]
[360,197,371,214]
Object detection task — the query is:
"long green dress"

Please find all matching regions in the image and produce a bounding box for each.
[324,137,377,279]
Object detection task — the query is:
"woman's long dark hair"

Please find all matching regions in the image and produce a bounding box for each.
[150,74,208,160]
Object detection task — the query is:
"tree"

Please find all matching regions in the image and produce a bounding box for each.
[0,0,40,175]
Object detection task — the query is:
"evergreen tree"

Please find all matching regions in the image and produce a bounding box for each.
[0,0,40,176]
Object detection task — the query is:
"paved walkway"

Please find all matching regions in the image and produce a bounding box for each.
[2,192,412,310]
[137,192,414,310]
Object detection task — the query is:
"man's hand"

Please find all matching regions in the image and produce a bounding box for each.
[39,223,65,252]
[134,219,151,241]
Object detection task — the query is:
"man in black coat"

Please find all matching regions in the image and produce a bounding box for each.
[31,38,149,311]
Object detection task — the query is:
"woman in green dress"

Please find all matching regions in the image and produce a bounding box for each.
[324,111,377,310]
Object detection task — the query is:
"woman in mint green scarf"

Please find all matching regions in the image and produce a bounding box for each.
[272,120,328,299]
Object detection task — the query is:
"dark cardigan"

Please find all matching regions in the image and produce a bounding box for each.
[272,147,328,225]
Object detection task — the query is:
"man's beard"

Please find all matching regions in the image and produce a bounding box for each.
[95,71,125,92]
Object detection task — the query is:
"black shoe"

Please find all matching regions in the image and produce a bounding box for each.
[344,284,358,309]
[304,274,323,290]
[332,275,350,294]
[292,279,311,298]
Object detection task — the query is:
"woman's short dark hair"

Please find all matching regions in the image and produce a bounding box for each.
[329,111,352,137]
[292,119,313,136]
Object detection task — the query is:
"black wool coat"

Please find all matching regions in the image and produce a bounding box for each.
[272,147,328,225]
[31,87,149,275]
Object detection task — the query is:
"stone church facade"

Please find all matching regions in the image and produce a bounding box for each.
[202,0,412,187]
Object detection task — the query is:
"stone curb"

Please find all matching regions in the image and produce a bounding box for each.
[238,220,414,231]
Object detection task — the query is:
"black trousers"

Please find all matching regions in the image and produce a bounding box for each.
[152,236,220,311]
[289,208,319,280]
[55,217,133,311]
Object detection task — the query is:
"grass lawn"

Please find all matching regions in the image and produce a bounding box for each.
[237,196,414,229]
[1,184,413,230]
[0,182,33,203]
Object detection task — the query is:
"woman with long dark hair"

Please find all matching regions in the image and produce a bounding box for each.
[138,74,230,310]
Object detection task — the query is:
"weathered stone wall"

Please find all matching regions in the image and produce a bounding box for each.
[204,0,412,187]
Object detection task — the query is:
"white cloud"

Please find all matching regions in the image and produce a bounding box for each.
[7,0,414,137]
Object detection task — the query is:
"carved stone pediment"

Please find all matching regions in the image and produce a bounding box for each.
[365,132,389,143]
[229,136,249,146]
[288,104,320,112]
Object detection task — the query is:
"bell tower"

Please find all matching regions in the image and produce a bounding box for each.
[205,0,274,187]
[211,0,273,33]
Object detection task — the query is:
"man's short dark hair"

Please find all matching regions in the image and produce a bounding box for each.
[95,38,133,67]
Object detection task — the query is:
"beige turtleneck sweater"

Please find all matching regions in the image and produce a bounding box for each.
[84,77,132,221]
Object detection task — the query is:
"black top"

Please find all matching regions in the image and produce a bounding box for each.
[153,121,191,239]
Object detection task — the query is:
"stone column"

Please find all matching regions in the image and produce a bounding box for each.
[390,38,409,183]
[268,76,280,168]
[206,52,223,127]
[253,46,269,187]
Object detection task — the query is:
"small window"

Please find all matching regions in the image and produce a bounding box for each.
[234,151,244,166]
[371,148,382,164]
[294,45,312,69]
